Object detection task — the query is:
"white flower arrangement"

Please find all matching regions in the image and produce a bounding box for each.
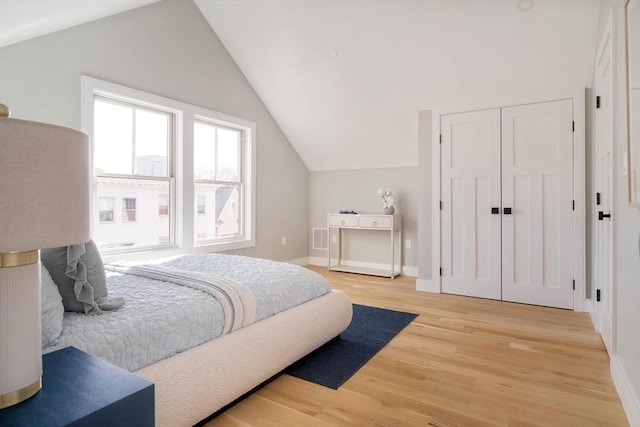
[376,188,395,210]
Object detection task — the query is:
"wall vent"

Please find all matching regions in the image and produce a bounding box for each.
[313,228,328,250]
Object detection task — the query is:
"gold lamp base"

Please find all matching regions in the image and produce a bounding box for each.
[0,379,41,409]
[0,103,10,118]
[0,250,43,408]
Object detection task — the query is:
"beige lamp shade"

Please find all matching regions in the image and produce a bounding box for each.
[0,117,90,252]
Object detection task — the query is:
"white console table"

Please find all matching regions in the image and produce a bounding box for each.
[327,213,401,279]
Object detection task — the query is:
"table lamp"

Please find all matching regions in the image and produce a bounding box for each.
[0,103,89,408]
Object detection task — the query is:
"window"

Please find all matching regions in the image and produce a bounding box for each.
[122,198,137,222]
[99,197,115,223]
[158,194,169,216]
[194,121,243,242]
[90,93,173,250]
[197,194,206,214]
[82,76,256,254]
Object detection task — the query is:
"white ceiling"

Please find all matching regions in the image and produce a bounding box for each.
[0,0,160,47]
[195,0,600,171]
[0,0,600,171]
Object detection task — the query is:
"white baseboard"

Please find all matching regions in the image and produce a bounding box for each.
[402,266,418,277]
[308,256,328,267]
[416,278,440,293]
[587,302,598,332]
[611,355,640,427]
[306,256,417,277]
[583,298,593,314]
[286,257,310,266]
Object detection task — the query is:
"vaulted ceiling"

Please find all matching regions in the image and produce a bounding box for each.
[0,0,600,171]
[0,1,161,47]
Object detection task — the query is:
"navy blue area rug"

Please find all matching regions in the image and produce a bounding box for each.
[285,304,418,389]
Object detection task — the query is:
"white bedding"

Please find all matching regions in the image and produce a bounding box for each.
[43,254,331,372]
[158,253,330,319]
[108,264,257,334]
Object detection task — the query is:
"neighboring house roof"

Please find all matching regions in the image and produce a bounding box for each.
[215,187,235,223]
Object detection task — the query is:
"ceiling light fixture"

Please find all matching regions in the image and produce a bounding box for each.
[518,0,534,12]
[328,48,338,58]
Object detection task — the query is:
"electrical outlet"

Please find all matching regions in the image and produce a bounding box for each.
[281,236,287,245]
[405,239,411,249]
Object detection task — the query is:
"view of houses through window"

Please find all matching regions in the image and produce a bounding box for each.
[92,95,243,251]
[193,120,242,243]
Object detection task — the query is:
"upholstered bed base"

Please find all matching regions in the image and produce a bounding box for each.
[135,290,352,427]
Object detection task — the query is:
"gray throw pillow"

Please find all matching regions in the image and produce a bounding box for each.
[41,239,124,314]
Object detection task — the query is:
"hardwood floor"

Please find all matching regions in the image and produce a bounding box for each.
[205,268,629,426]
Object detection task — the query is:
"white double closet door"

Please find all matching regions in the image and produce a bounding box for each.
[441,99,574,309]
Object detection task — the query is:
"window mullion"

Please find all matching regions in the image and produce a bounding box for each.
[214,126,219,181]
[131,108,137,175]
[238,132,243,182]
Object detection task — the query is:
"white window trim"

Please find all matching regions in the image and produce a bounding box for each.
[81,76,256,260]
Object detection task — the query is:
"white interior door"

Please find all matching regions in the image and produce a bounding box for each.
[441,109,502,300]
[595,22,614,353]
[501,100,575,309]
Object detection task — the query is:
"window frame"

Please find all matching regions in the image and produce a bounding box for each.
[193,118,245,245]
[81,76,256,258]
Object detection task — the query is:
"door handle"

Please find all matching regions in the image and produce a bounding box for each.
[503,207,512,215]
[598,211,611,221]
[491,207,500,214]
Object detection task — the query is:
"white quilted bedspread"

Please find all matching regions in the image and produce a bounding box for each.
[43,254,331,372]
[158,253,330,320]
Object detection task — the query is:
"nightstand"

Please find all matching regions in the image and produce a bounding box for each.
[0,346,154,426]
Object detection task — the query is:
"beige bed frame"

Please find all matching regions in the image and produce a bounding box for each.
[135,290,352,427]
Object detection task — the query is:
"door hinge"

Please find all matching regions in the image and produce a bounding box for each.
[596,192,601,205]
[440,267,443,276]
[596,289,601,302]
[572,121,575,132]
[596,96,601,109]
[573,279,575,290]
[572,200,575,210]
[439,134,442,144]
[440,201,443,210]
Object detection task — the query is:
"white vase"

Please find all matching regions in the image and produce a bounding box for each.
[384,206,395,215]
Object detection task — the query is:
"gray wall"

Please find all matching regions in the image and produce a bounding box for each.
[0,0,309,261]
[309,167,418,271]
[597,0,640,415]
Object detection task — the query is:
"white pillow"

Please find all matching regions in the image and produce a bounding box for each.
[41,264,64,347]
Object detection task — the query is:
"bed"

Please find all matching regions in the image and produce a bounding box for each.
[40,250,352,427]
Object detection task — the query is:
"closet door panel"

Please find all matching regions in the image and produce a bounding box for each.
[501,99,574,309]
[441,109,501,300]
[511,175,533,286]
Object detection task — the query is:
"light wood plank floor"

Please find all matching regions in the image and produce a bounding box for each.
[205,268,629,426]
